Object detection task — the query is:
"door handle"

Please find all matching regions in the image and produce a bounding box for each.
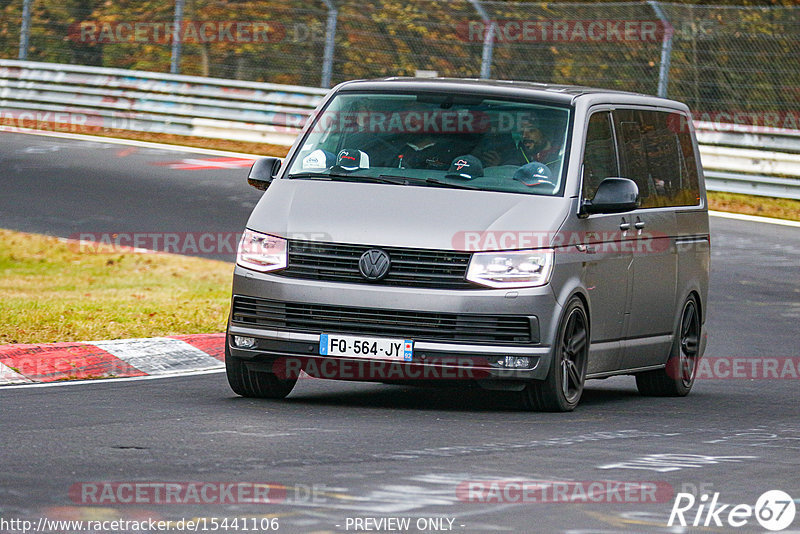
[619,218,630,231]
[634,219,645,230]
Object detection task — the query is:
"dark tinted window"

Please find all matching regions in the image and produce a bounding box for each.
[676,124,701,205]
[287,93,572,196]
[614,109,700,208]
[581,111,618,200]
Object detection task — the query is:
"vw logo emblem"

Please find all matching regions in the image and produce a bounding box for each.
[358,249,391,280]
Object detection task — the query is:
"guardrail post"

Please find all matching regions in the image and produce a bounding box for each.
[320,0,338,88]
[468,0,494,79]
[170,0,185,74]
[648,0,674,98]
[18,0,33,61]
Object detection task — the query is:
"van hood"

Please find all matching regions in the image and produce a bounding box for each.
[247,178,571,251]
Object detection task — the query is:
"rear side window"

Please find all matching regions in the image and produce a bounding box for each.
[581,111,618,200]
[614,109,700,208]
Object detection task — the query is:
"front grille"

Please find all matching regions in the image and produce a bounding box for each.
[232,296,534,345]
[276,240,473,289]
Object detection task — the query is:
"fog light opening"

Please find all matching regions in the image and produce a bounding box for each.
[503,356,531,369]
[233,336,256,349]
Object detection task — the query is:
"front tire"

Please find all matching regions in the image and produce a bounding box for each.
[636,295,700,397]
[519,297,589,412]
[225,343,297,399]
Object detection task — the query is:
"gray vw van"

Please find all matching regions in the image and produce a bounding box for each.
[226,78,709,411]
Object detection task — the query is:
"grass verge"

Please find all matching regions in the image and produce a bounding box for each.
[0,229,232,344]
[708,191,800,222]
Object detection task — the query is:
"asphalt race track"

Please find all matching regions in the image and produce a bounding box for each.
[0,132,262,261]
[1,132,799,533]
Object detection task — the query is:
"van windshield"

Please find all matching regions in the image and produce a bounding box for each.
[286,92,571,196]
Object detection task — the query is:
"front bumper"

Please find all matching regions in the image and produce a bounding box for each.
[227,266,562,381]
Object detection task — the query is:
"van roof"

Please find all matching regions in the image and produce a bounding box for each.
[333,77,681,108]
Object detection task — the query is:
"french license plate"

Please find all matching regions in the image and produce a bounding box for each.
[319,334,413,362]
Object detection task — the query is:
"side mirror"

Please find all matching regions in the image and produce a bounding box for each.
[247,157,282,191]
[582,177,639,215]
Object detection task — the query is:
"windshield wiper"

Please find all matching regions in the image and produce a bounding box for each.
[423,178,481,190]
[288,172,403,185]
[379,175,481,190]
[289,172,480,190]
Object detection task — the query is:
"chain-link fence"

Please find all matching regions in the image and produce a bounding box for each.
[2,1,799,119]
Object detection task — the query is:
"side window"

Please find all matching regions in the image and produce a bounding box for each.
[674,118,702,206]
[614,109,701,208]
[615,110,656,207]
[581,111,618,200]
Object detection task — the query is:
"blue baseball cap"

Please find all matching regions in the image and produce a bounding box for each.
[513,162,554,187]
[335,148,370,171]
[445,155,484,180]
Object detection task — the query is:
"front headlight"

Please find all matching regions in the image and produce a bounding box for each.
[466,249,554,288]
[236,229,287,272]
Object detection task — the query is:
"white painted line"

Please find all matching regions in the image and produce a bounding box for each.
[92,338,223,375]
[709,210,800,227]
[0,125,264,158]
[55,237,153,254]
[168,157,254,170]
[0,361,32,384]
[0,368,225,391]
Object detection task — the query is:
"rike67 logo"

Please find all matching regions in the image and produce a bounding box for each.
[668,490,796,531]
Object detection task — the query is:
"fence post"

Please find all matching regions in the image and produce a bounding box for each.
[648,0,674,98]
[18,0,33,61]
[468,0,494,79]
[320,0,338,88]
[170,0,185,74]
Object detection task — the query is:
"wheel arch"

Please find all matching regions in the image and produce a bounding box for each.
[551,279,592,342]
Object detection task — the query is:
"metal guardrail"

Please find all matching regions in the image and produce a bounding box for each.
[695,122,800,200]
[702,171,800,200]
[1,60,799,200]
[0,59,327,146]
